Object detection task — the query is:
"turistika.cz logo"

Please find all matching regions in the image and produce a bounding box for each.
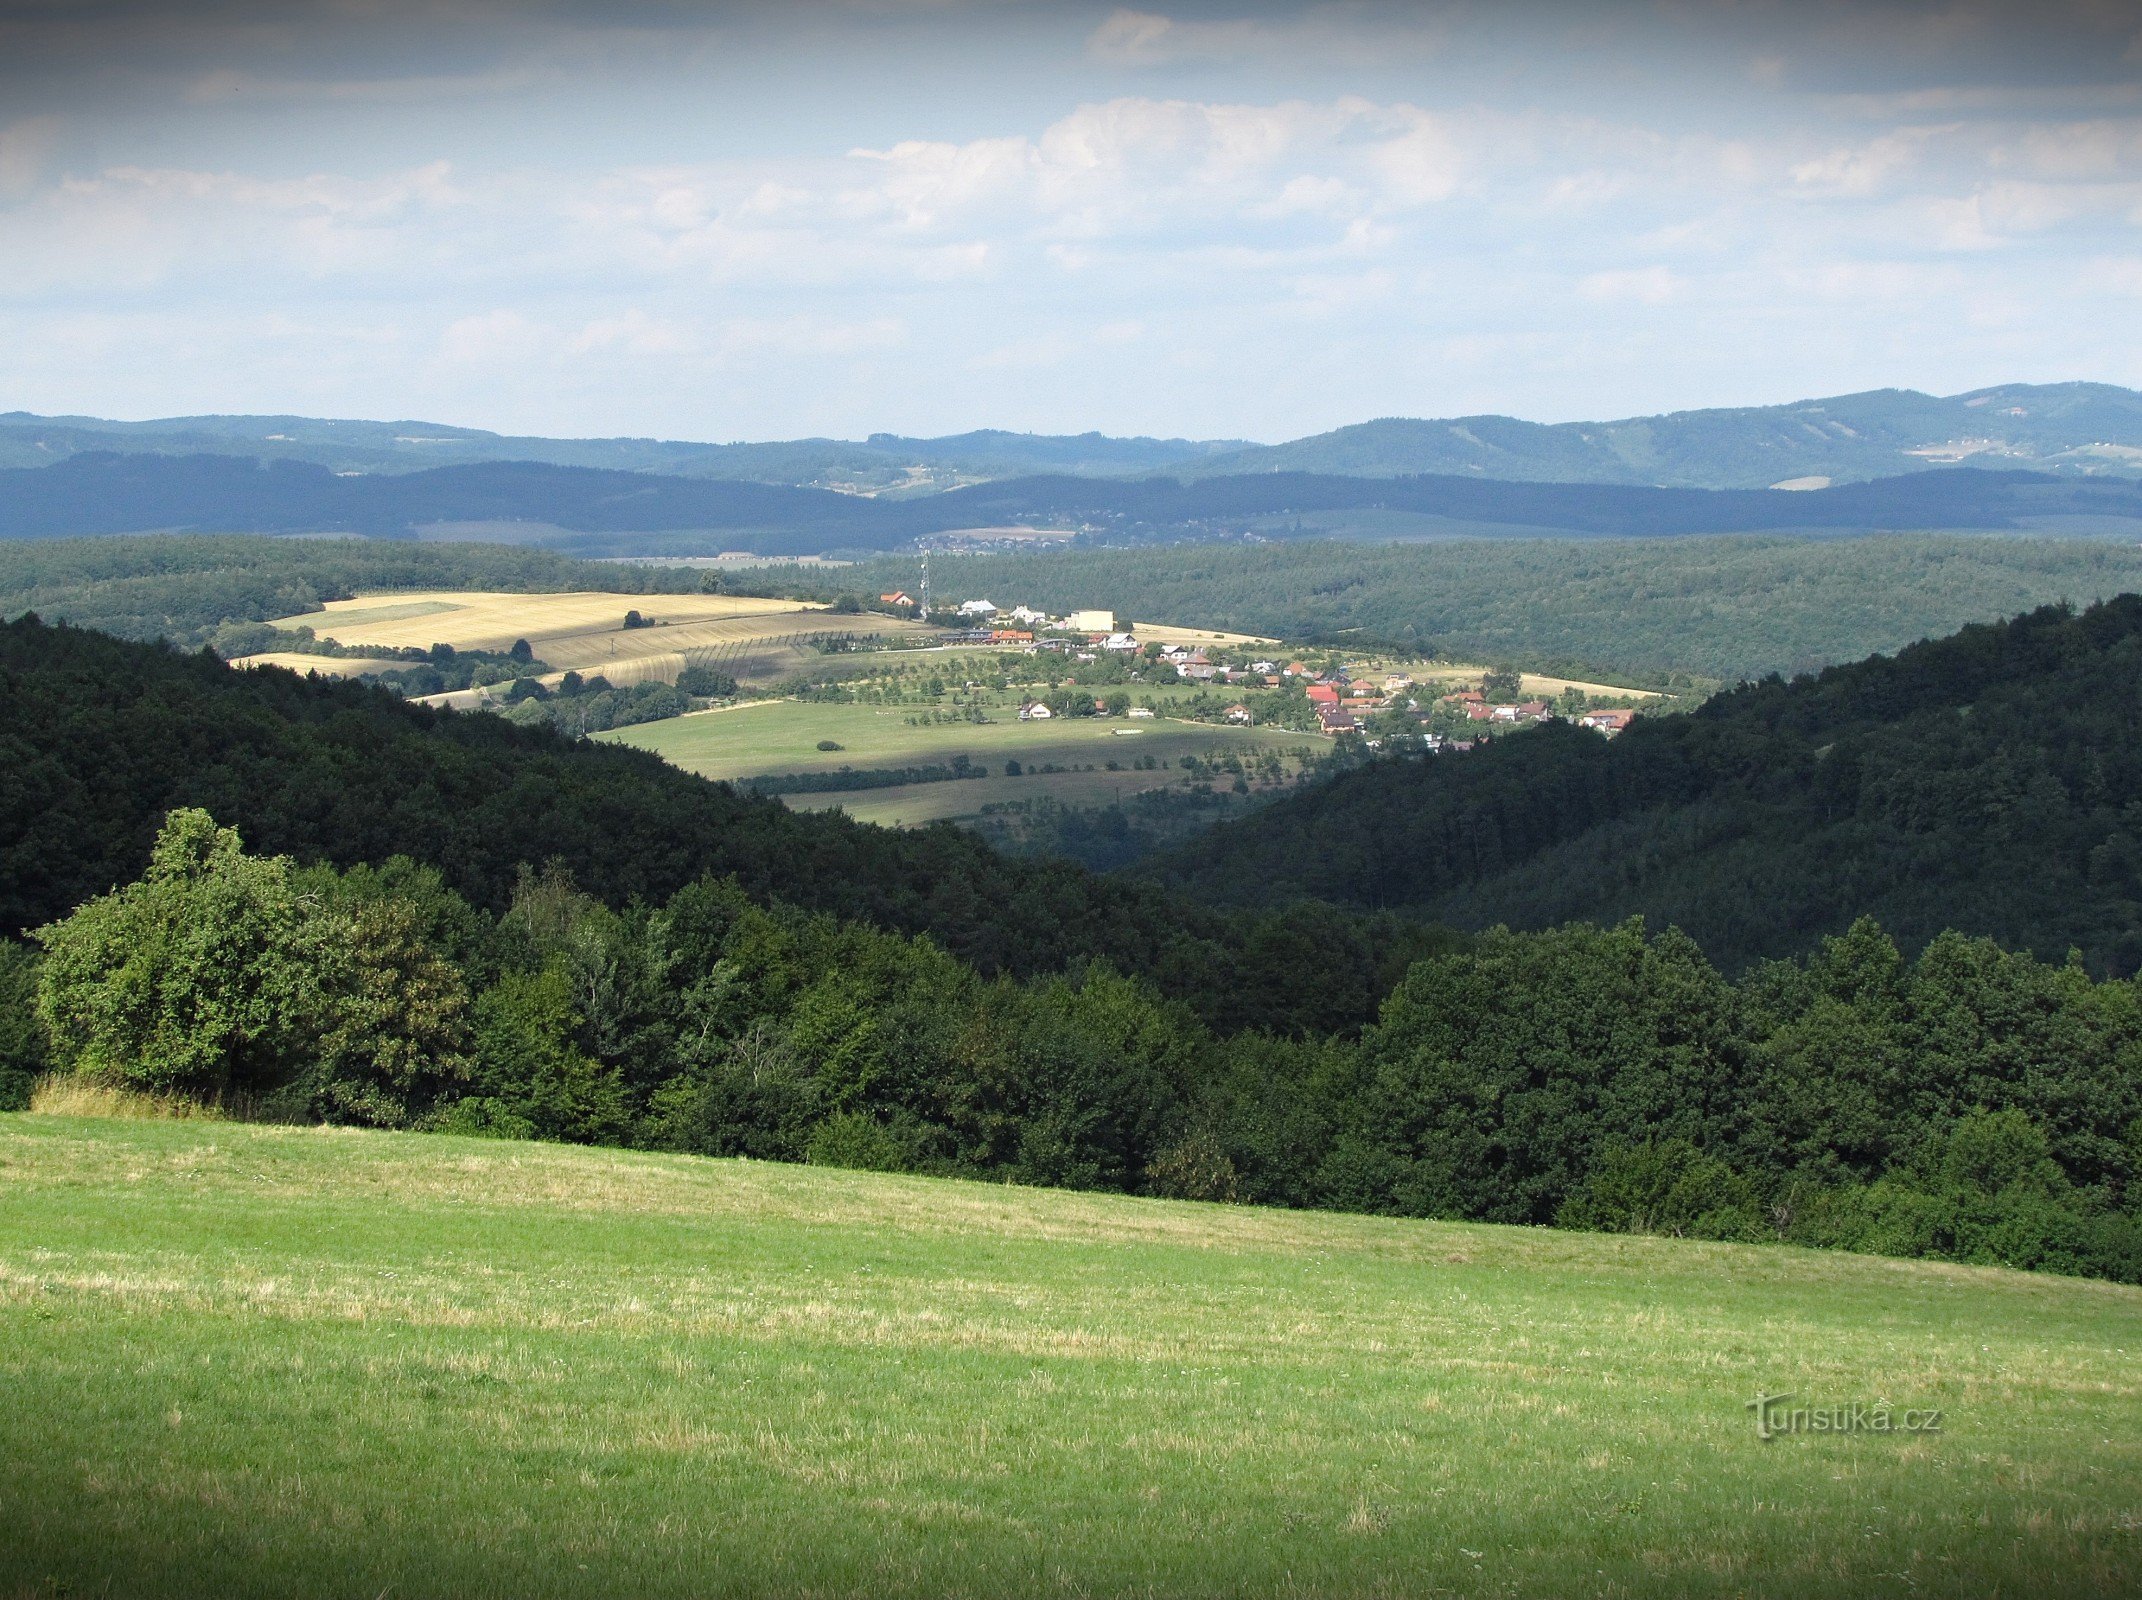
[1746,1392,1943,1440]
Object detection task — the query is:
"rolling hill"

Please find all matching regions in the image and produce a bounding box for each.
[1142,595,2142,975]
[0,411,1245,489]
[9,383,2140,496]
[7,450,2142,555]
[1182,383,2142,488]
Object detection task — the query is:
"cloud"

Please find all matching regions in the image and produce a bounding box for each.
[0,115,60,197]
[1086,6,1448,70]
[1577,267,1684,305]
[182,66,554,105]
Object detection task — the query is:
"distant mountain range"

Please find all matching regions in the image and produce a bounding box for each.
[0,412,1246,494]
[1185,384,2142,489]
[6,382,2141,494]
[5,451,2142,556]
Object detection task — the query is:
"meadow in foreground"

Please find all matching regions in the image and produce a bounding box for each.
[2,1114,2138,1598]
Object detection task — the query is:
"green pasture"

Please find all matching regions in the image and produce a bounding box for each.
[597,698,1325,826]
[2,1115,2138,1597]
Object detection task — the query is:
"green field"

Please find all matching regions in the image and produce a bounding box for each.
[4,1115,2140,1597]
[597,698,1326,826]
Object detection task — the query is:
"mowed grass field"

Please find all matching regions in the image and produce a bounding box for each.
[2,1116,2139,1598]
[596,698,1326,826]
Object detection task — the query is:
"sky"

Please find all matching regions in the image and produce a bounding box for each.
[2,0,2140,443]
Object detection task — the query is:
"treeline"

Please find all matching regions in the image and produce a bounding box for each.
[9,815,2140,1285]
[1146,596,2142,977]
[833,535,2142,682]
[0,536,714,651]
[744,757,989,795]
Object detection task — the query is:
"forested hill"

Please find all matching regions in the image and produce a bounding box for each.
[7,450,2142,554]
[1143,596,2142,976]
[0,617,1438,1038]
[1182,383,2142,489]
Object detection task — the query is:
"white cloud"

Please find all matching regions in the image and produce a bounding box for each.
[1577,267,1684,306]
[0,115,60,197]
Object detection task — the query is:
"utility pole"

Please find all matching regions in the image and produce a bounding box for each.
[920,549,931,619]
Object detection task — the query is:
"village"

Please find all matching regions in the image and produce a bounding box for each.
[877,589,1653,746]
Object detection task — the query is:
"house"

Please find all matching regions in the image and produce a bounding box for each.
[1018,700,1053,720]
[1224,703,1252,724]
[1284,661,1311,677]
[1065,608,1116,633]
[1127,705,1156,719]
[990,629,1035,644]
[1489,703,1524,723]
[1383,673,1414,692]
[878,591,915,608]
[1250,661,1278,675]
[1184,664,1218,681]
[1442,689,1486,706]
[1007,605,1049,625]
[1101,632,1140,652]
[1580,708,1638,735]
[1305,683,1340,706]
[1517,700,1551,719]
[957,598,999,617]
[1317,704,1358,734]
[1349,682,1379,698]
[1467,702,1495,721]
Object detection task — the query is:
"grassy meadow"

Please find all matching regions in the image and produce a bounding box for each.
[597,697,1327,825]
[3,1113,2140,1598]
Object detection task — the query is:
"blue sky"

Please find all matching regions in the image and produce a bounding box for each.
[2,1,2139,442]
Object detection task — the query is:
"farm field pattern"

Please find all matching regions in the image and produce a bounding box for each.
[260,589,933,682]
[598,698,1327,826]
[1,1115,2136,1599]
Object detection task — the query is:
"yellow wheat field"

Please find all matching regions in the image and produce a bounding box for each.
[265,590,811,654]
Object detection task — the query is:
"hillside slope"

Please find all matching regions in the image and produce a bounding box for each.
[8,452,2142,554]
[0,410,1244,486]
[4,1114,2136,1599]
[1187,383,2142,488]
[10,383,2141,493]
[1144,596,2142,973]
[840,536,2142,681]
[0,615,1434,1036]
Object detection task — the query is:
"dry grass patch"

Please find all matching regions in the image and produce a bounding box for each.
[27,1075,226,1121]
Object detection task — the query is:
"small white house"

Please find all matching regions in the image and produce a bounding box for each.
[1018,701,1053,720]
[957,598,999,617]
[1101,632,1139,652]
[1127,705,1156,719]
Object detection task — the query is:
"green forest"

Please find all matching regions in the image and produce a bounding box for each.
[0,536,710,652]
[840,535,2142,681]
[8,612,2142,1284]
[12,810,2141,1287]
[1146,596,2142,976]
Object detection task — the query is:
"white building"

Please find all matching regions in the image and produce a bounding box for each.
[957,598,999,617]
[1066,608,1116,633]
[1101,632,1139,652]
